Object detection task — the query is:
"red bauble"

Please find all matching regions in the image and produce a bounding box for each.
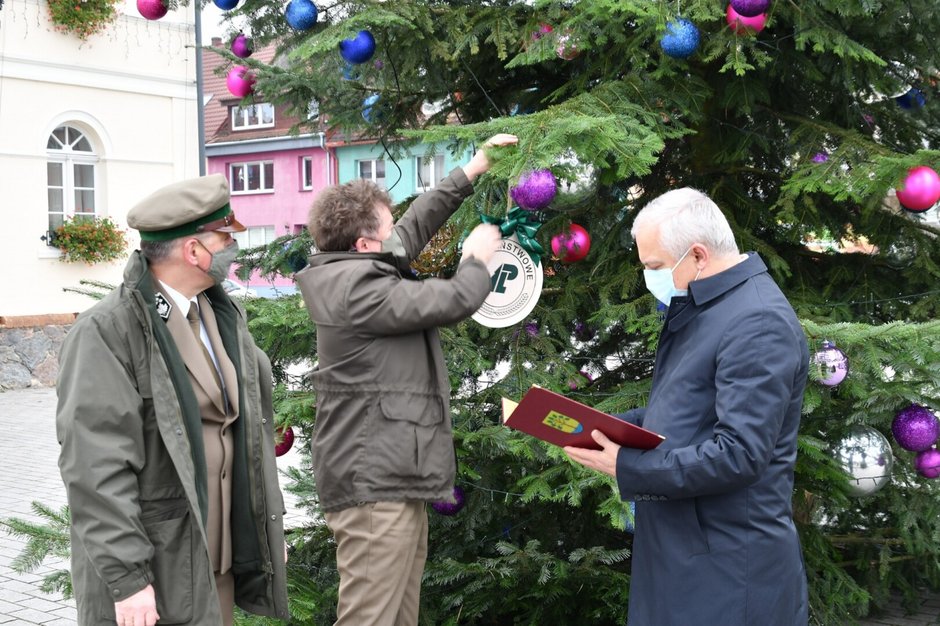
[137,0,168,20]
[895,166,940,212]
[226,66,255,98]
[550,224,591,263]
[726,4,766,34]
[275,426,295,457]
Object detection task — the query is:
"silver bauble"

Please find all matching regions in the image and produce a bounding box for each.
[832,427,894,497]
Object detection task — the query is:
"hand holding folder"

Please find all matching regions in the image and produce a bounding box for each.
[501,386,663,451]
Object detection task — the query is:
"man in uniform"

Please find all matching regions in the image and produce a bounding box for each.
[56,174,289,626]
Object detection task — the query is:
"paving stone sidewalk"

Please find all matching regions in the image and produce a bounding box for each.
[1,387,939,625]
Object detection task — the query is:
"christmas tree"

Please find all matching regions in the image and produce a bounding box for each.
[228,1,940,623]
[7,2,938,625]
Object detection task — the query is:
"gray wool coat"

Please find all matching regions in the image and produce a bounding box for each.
[616,253,809,626]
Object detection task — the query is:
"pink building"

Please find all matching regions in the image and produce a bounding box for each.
[203,39,335,295]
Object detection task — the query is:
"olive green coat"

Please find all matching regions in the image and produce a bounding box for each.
[56,252,289,625]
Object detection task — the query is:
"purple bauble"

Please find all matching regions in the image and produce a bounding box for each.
[813,340,848,387]
[137,0,168,21]
[275,426,294,457]
[660,18,700,59]
[339,30,376,64]
[510,169,557,210]
[914,448,940,479]
[226,65,255,98]
[524,321,539,337]
[892,404,940,452]
[431,486,466,516]
[231,33,253,59]
[811,152,829,163]
[285,0,318,31]
[729,0,771,18]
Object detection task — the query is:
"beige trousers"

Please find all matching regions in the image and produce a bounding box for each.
[325,501,428,626]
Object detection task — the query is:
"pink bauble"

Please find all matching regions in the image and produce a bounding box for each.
[726,4,766,34]
[226,65,255,98]
[915,448,940,479]
[231,33,253,59]
[531,23,553,41]
[895,166,940,212]
[556,33,580,60]
[551,223,591,263]
[275,426,295,457]
[137,0,168,21]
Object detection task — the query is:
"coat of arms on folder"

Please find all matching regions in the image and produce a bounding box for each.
[502,386,664,450]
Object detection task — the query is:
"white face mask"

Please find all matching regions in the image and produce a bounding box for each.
[643,247,692,305]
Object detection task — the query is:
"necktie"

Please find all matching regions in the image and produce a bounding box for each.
[187,302,223,391]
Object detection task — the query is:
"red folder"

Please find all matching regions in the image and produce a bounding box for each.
[502,386,664,450]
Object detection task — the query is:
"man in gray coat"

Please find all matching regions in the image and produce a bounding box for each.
[57,175,289,626]
[295,134,516,625]
[565,188,809,625]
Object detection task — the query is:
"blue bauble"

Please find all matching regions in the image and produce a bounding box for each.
[213,0,238,9]
[362,94,381,123]
[339,30,376,64]
[285,0,318,31]
[660,18,700,59]
[896,87,926,110]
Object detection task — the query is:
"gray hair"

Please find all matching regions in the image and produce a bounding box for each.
[631,188,739,258]
[140,232,213,265]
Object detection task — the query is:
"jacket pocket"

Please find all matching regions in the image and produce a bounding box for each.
[379,393,444,427]
[143,509,194,624]
[371,393,447,481]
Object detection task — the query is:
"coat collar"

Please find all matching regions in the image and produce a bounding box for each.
[689,252,767,306]
[665,252,766,333]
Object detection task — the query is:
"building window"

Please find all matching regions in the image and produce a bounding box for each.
[46,125,98,242]
[302,157,313,190]
[233,225,276,249]
[358,159,386,188]
[415,154,445,191]
[230,161,274,194]
[231,103,275,130]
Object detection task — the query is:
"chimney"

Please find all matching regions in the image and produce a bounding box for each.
[211,37,222,47]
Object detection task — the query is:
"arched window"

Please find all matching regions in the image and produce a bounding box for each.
[46,125,98,242]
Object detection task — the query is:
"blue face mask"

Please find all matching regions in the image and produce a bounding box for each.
[643,247,692,305]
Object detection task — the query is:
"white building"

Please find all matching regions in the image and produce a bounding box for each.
[0,0,201,319]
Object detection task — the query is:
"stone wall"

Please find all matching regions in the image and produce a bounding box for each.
[0,315,75,391]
